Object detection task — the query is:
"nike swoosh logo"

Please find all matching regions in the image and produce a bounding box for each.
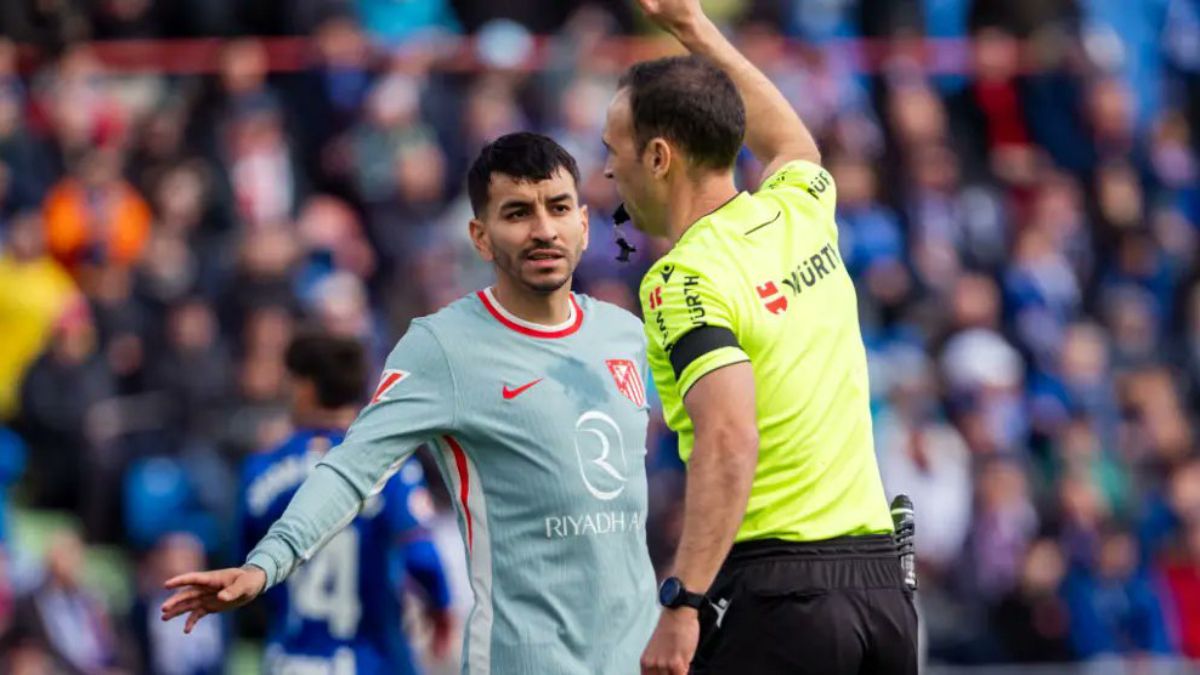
[502,378,544,400]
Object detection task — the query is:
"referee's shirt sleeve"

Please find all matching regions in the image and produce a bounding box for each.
[759,159,838,237]
[645,260,750,398]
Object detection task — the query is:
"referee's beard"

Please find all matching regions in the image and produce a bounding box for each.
[491,238,584,295]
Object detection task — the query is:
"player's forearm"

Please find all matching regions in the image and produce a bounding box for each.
[246,463,365,589]
[669,14,820,169]
[671,426,758,593]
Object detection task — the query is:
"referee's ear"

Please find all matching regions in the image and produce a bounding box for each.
[646,137,673,180]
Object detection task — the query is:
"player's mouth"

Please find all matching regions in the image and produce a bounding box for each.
[524,249,567,270]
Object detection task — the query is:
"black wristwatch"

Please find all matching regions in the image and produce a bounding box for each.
[658,576,705,610]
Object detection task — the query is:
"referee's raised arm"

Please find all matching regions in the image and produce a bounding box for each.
[638,0,820,173]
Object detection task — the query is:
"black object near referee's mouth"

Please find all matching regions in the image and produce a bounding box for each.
[613,203,637,263]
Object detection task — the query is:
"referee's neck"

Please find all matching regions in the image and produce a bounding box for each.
[665,172,739,244]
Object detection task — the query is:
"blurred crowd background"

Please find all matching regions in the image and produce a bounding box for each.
[0,0,1199,672]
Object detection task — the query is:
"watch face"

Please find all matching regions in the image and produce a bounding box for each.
[659,577,682,607]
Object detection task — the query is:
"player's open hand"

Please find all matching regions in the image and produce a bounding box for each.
[635,0,704,34]
[640,607,700,675]
[160,566,267,633]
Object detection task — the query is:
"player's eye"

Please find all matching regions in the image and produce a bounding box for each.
[505,209,528,220]
[552,204,571,214]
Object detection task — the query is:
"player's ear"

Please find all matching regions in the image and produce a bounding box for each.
[647,138,671,180]
[578,204,590,252]
[469,218,494,262]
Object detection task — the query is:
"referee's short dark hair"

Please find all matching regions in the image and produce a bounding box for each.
[284,332,369,408]
[467,132,581,216]
[618,55,746,170]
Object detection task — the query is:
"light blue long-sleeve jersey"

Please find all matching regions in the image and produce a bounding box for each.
[247,289,658,674]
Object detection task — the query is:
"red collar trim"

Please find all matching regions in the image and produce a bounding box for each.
[476,290,584,339]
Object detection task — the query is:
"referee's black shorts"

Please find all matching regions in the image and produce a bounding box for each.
[690,535,918,674]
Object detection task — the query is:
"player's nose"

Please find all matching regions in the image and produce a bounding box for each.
[529,211,558,240]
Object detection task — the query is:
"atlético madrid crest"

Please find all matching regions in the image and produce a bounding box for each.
[606,359,646,408]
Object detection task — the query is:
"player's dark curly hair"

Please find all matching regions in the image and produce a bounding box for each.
[284,332,369,408]
[618,55,746,170]
[467,132,581,216]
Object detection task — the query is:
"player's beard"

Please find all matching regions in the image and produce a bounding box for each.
[493,240,582,295]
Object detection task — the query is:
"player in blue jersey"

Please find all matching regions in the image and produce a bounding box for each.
[162,132,658,674]
[239,332,453,674]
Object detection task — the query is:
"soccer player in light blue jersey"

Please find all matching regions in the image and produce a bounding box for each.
[162,132,659,674]
[239,333,453,674]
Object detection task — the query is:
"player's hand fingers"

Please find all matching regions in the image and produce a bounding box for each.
[162,595,210,621]
[160,587,208,614]
[184,608,209,634]
[165,571,225,590]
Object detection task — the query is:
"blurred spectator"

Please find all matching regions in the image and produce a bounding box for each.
[961,455,1039,602]
[42,146,152,274]
[1028,322,1119,446]
[1051,417,1129,520]
[221,99,303,229]
[940,328,1027,454]
[348,73,435,205]
[1061,527,1173,659]
[32,46,127,174]
[990,538,1073,662]
[218,305,292,460]
[1085,77,1137,162]
[12,531,128,674]
[147,298,233,447]
[829,152,904,279]
[1004,225,1081,368]
[137,160,230,307]
[0,211,78,420]
[1141,458,1200,565]
[14,297,114,513]
[945,26,1038,184]
[0,40,54,212]
[131,533,227,675]
[287,13,377,184]
[1117,367,1192,467]
[295,195,377,300]
[366,137,452,270]
[1054,473,1111,567]
[218,227,299,339]
[878,350,972,573]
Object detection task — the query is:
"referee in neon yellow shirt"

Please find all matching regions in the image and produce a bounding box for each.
[603,1,918,673]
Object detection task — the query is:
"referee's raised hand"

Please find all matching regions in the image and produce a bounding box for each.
[635,0,703,34]
[160,566,267,633]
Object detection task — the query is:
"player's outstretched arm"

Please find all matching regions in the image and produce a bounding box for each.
[637,0,820,175]
[160,565,267,633]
